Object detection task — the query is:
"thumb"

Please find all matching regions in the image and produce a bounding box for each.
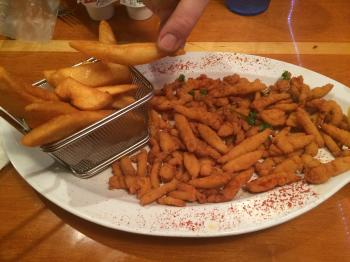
[157,0,209,52]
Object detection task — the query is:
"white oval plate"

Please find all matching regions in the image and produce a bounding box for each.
[2,52,350,237]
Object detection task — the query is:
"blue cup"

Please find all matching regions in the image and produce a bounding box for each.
[225,0,271,16]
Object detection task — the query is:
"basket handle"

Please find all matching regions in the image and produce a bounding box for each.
[0,107,30,135]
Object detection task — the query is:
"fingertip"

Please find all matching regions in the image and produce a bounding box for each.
[158,33,182,53]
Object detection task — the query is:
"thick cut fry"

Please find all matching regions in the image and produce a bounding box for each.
[0,67,41,118]
[174,114,197,152]
[97,84,137,96]
[44,62,131,87]
[246,172,301,193]
[136,149,148,176]
[69,41,182,65]
[24,85,60,102]
[197,124,228,154]
[157,196,186,207]
[305,157,350,184]
[223,150,263,172]
[321,123,350,147]
[183,152,200,179]
[99,20,117,44]
[296,108,324,147]
[24,101,79,128]
[111,95,136,109]
[140,179,178,205]
[219,129,271,163]
[21,110,111,147]
[56,78,113,110]
[189,173,231,189]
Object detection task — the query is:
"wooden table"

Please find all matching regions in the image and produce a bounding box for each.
[1,1,350,261]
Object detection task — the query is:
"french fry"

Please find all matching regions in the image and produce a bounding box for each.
[24,85,60,102]
[99,20,117,44]
[0,66,41,118]
[55,77,113,110]
[69,41,182,65]
[97,84,137,96]
[24,101,79,128]
[111,95,136,109]
[21,110,111,147]
[44,62,131,87]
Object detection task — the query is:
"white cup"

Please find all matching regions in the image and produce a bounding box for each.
[85,4,115,21]
[126,5,153,20]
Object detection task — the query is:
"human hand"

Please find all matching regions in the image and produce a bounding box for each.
[143,0,209,52]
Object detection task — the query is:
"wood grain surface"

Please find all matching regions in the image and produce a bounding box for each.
[1,0,350,261]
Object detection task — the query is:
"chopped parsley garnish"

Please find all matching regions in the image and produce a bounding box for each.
[281,70,291,80]
[247,111,257,126]
[188,90,195,96]
[199,88,208,96]
[259,122,272,131]
[178,74,185,82]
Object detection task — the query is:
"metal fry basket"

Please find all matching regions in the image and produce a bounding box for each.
[0,63,153,178]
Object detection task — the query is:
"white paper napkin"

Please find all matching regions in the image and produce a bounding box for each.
[0,133,9,170]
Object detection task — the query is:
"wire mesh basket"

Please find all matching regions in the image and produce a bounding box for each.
[0,63,153,178]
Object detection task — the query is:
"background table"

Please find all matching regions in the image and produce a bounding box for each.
[1,0,350,261]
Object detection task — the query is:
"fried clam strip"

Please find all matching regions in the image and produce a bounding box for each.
[305,157,350,184]
[140,179,178,205]
[321,123,350,148]
[274,133,314,154]
[296,108,324,147]
[307,84,333,100]
[223,150,264,172]
[207,168,254,203]
[321,131,341,157]
[307,99,343,126]
[219,129,272,163]
[246,172,301,193]
[251,93,290,112]
[189,173,231,189]
[272,155,303,174]
[174,113,198,152]
[210,78,267,98]
[260,109,286,126]
[197,124,228,154]
[174,105,222,130]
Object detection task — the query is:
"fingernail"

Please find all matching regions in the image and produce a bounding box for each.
[159,33,179,52]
